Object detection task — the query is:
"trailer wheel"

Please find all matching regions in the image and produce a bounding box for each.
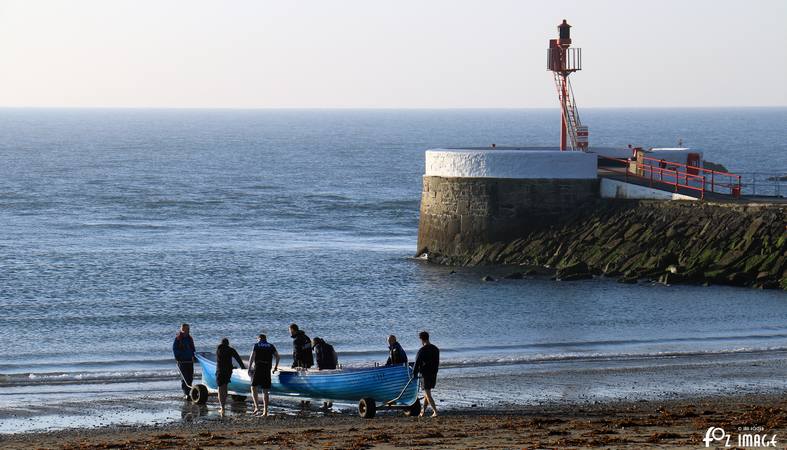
[358,397,376,419]
[190,384,209,405]
[403,398,422,417]
[230,394,247,402]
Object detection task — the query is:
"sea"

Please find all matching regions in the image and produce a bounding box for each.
[0,107,786,432]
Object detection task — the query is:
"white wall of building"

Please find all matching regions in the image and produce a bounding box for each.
[600,178,698,201]
[644,148,703,168]
[425,149,597,179]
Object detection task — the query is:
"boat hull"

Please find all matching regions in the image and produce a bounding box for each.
[195,352,417,406]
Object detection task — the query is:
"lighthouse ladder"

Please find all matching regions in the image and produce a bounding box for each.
[553,72,582,151]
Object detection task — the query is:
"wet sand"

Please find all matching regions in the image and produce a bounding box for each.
[2,393,787,449]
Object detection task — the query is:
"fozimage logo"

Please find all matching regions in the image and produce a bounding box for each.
[703,426,777,448]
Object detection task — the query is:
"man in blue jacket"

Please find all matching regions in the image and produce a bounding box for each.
[172,323,196,399]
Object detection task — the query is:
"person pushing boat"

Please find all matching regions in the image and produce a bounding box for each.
[312,337,338,370]
[215,337,245,414]
[412,331,439,417]
[247,333,279,416]
[289,323,314,369]
[385,334,408,366]
[172,323,195,399]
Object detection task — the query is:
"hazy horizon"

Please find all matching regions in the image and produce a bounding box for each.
[1,0,785,109]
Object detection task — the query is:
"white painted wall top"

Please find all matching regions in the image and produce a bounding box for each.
[425,148,597,179]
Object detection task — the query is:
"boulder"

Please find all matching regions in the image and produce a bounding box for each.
[556,261,592,281]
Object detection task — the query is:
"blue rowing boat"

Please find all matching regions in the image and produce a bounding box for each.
[192,352,419,417]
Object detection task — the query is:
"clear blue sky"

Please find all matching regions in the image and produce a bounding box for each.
[0,0,785,108]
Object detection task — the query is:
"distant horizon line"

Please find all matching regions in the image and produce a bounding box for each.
[0,105,785,110]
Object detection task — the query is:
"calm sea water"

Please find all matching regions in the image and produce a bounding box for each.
[0,108,786,429]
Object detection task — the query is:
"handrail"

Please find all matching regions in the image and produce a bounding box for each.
[640,156,735,177]
[598,155,706,199]
[639,156,741,197]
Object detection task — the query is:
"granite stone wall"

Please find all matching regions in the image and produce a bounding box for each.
[416,176,599,262]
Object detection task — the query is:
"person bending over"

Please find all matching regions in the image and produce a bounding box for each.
[289,324,314,369]
[248,333,279,416]
[215,337,245,414]
[412,330,440,417]
[312,337,338,370]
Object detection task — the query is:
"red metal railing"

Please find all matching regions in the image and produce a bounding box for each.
[640,156,742,197]
[599,156,706,199]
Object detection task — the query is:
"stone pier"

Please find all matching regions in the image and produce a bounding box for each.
[416,147,598,263]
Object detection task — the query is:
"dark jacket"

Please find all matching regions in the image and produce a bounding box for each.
[173,332,195,362]
[251,340,277,367]
[291,330,314,368]
[386,342,408,366]
[412,343,439,378]
[216,343,245,373]
[313,340,338,370]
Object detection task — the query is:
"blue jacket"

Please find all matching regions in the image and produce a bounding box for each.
[173,332,195,362]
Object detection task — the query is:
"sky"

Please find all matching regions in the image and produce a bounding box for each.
[0,0,785,108]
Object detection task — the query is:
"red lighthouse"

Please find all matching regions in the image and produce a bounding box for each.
[547,20,588,151]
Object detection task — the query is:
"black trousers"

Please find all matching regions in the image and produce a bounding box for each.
[177,361,194,395]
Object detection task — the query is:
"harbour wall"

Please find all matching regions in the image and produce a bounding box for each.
[423,199,787,290]
[416,176,598,261]
[416,148,599,262]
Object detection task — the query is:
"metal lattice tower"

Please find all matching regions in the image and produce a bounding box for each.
[547,20,588,151]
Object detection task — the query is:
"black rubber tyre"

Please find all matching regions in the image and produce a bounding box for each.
[358,397,376,419]
[403,398,422,417]
[230,394,247,402]
[190,384,209,405]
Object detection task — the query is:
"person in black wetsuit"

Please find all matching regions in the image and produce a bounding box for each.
[248,333,280,416]
[172,323,195,399]
[312,337,338,370]
[215,338,245,413]
[289,324,314,369]
[412,330,439,417]
[385,335,408,366]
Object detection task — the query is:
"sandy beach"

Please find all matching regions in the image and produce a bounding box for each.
[2,393,786,449]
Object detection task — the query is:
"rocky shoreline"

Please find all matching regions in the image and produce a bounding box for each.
[426,200,786,290]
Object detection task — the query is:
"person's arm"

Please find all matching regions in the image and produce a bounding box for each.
[189,337,196,361]
[273,349,280,373]
[412,349,422,378]
[173,339,180,359]
[248,348,256,372]
[233,349,246,369]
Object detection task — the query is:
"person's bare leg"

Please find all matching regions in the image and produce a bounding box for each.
[263,389,270,416]
[218,385,227,413]
[418,388,427,417]
[250,386,259,413]
[423,388,438,417]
